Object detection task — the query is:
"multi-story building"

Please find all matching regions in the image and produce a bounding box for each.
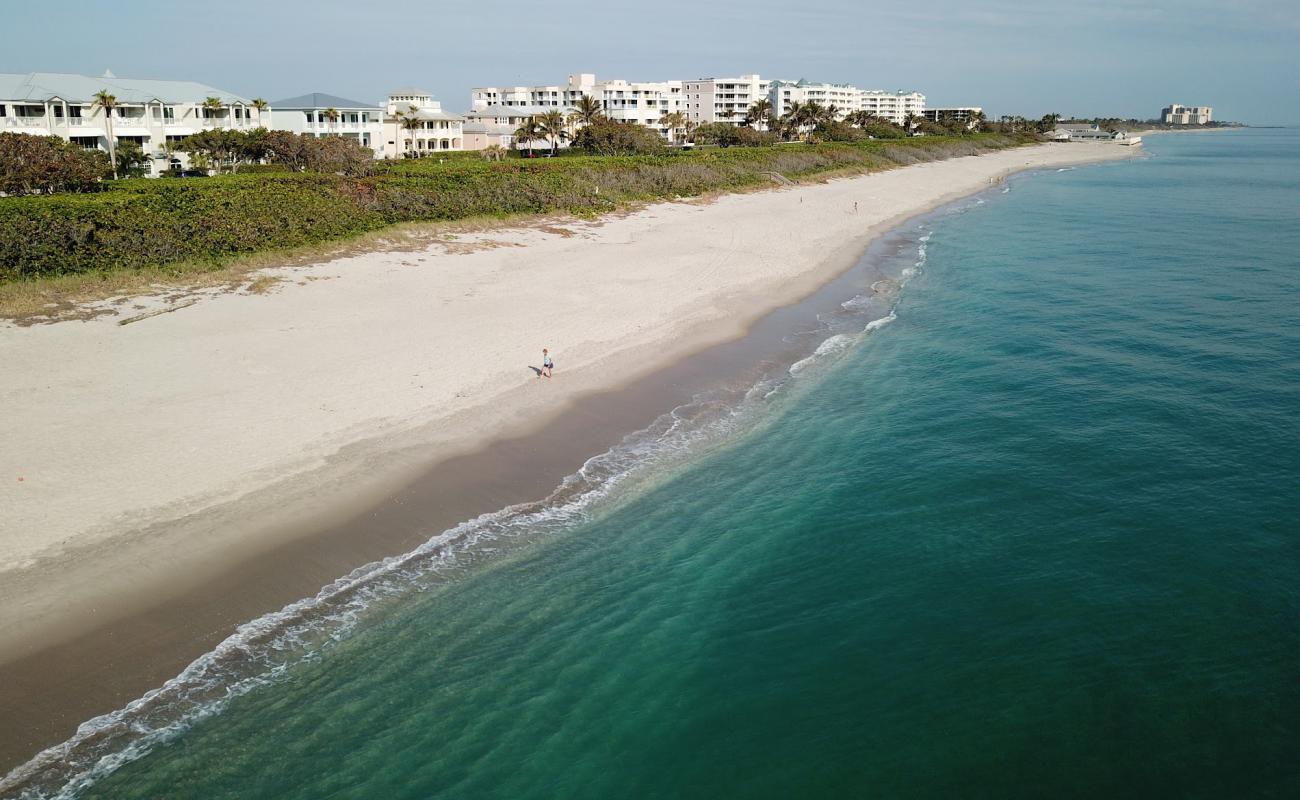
[1161,104,1212,125]
[471,74,683,139]
[462,105,555,151]
[383,89,463,157]
[267,92,386,157]
[858,90,926,125]
[680,75,769,126]
[768,80,862,119]
[0,70,264,175]
[470,72,925,133]
[922,106,983,128]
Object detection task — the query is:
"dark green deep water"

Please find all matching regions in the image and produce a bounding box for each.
[18,130,1300,799]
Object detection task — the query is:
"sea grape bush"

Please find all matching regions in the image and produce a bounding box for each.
[0,133,113,196]
[0,135,1029,281]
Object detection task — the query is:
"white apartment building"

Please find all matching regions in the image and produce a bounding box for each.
[922,106,983,128]
[769,80,863,119]
[0,70,264,175]
[1161,103,1212,125]
[471,74,684,139]
[383,89,463,157]
[681,75,769,126]
[267,92,386,157]
[858,90,926,125]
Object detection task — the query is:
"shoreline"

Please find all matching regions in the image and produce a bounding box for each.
[0,141,1140,774]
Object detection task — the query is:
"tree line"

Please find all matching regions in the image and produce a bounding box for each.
[0,127,375,196]
[499,96,1003,158]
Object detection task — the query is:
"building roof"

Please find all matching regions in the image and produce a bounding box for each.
[463,121,515,135]
[410,108,465,122]
[269,92,377,110]
[389,88,431,97]
[0,71,252,104]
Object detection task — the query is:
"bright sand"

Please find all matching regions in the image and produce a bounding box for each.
[0,142,1137,669]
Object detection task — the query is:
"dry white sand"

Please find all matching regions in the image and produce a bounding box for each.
[0,141,1138,654]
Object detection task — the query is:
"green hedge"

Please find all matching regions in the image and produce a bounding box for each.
[0,135,1029,281]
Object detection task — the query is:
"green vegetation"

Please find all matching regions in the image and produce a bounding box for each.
[0,134,1035,287]
[0,133,113,195]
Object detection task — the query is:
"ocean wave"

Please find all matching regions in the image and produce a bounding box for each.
[864,311,897,333]
[788,333,856,375]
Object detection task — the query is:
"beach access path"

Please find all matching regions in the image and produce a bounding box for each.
[0,141,1138,665]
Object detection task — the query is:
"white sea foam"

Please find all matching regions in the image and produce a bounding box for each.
[864,311,897,333]
[788,334,856,375]
[840,293,873,311]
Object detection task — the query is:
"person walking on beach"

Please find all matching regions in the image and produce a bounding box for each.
[540,348,554,378]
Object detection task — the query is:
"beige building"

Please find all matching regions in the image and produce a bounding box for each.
[462,105,556,151]
[383,89,463,157]
[681,74,769,126]
[1161,104,1212,125]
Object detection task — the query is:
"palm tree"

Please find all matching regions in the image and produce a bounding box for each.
[400,113,423,157]
[513,116,542,156]
[1039,113,1061,132]
[251,97,269,124]
[481,144,506,162]
[659,111,688,144]
[202,96,225,132]
[570,95,604,127]
[536,110,568,155]
[323,107,340,134]
[745,99,772,129]
[92,89,119,178]
[393,104,420,157]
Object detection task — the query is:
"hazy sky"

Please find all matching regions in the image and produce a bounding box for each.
[5,0,1297,122]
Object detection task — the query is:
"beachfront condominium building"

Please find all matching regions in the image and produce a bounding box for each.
[0,70,264,175]
[858,90,926,125]
[922,107,984,128]
[383,89,464,157]
[267,93,386,157]
[1161,103,1212,125]
[681,75,769,126]
[471,74,683,139]
[768,80,863,120]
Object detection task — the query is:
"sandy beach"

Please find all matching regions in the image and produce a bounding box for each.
[0,140,1138,771]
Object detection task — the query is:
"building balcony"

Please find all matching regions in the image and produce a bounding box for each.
[3,117,48,128]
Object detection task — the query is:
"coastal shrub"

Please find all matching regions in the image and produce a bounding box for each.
[570,119,667,156]
[0,134,1030,281]
[691,123,779,148]
[0,132,112,196]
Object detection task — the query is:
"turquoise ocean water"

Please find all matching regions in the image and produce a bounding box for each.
[8,129,1300,798]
